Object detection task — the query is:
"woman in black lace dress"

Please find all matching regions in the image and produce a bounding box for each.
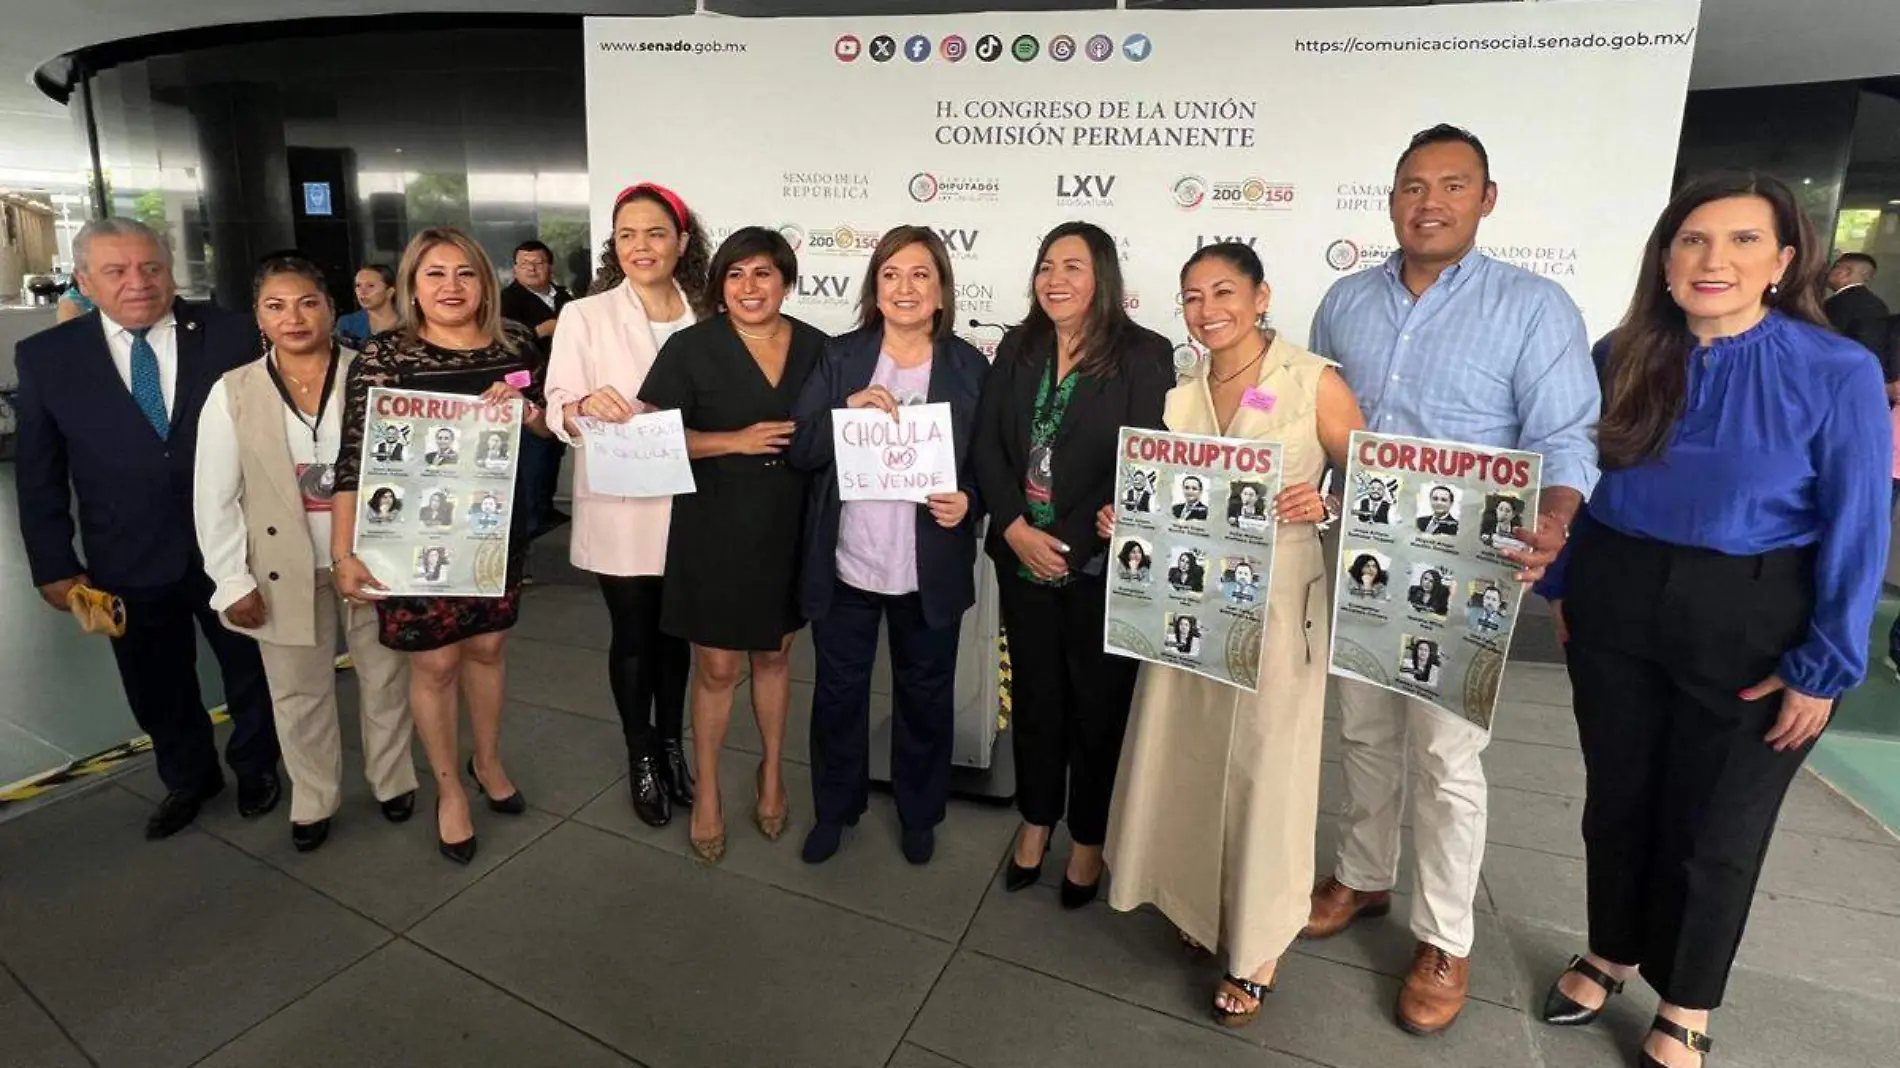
[331,227,549,865]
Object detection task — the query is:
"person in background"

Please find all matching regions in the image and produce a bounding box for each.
[1102,240,1363,1026]
[637,227,826,863]
[971,221,1173,908]
[331,227,550,865]
[194,254,416,853]
[500,239,576,542]
[545,181,710,828]
[788,225,988,866]
[1822,252,1889,355]
[55,274,95,323]
[13,217,281,838]
[1304,124,1600,1035]
[1535,173,1891,1068]
[335,264,398,348]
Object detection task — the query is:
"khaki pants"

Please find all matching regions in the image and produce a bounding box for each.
[1331,678,1492,958]
[257,570,416,823]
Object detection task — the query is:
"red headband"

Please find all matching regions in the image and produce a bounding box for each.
[615,182,690,232]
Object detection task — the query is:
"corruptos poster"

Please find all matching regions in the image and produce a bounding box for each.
[352,388,522,597]
[1328,431,1542,730]
[1104,428,1283,691]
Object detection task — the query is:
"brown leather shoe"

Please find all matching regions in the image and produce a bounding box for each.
[1397,941,1470,1036]
[1301,875,1393,940]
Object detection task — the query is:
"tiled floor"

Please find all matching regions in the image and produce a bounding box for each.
[3,530,1899,1068]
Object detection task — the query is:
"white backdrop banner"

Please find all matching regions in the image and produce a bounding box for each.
[584,2,1698,355]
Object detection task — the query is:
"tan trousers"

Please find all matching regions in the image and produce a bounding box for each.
[1332,678,1492,958]
[257,570,416,823]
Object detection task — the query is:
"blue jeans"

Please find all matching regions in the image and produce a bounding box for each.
[516,431,567,537]
[1890,481,1899,667]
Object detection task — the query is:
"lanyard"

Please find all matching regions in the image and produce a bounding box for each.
[265,344,340,444]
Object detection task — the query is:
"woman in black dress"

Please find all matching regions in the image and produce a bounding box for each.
[332,226,549,865]
[638,226,826,863]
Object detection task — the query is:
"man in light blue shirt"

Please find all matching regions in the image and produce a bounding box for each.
[1301,124,1600,1036]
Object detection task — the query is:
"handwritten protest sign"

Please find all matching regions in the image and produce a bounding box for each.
[1328,431,1543,732]
[579,409,696,498]
[833,402,957,503]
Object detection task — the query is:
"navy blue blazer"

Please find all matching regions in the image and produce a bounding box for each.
[789,326,990,629]
[13,300,259,593]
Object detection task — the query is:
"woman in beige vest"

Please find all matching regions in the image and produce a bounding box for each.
[1099,242,1365,1026]
[194,255,416,853]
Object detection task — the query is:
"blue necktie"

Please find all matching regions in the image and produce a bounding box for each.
[128,326,170,439]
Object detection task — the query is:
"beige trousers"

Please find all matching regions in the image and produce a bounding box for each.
[257,570,416,823]
[1331,677,1492,958]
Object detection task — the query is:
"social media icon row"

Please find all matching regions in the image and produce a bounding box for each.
[834,33,1153,64]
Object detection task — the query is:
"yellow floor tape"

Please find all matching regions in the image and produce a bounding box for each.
[0,654,354,807]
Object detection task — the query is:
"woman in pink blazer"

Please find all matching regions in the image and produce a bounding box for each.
[544,182,711,827]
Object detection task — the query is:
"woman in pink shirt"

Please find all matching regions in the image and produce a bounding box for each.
[544,183,709,827]
[788,226,990,865]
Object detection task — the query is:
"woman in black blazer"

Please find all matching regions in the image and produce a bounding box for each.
[972,220,1174,907]
[789,226,989,866]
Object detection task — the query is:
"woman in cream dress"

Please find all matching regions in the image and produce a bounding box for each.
[1100,242,1365,1026]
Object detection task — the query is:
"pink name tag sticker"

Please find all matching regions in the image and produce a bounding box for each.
[504,370,533,389]
[1240,387,1276,413]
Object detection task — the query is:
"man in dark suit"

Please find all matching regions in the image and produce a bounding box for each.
[499,239,574,541]
[1416,485,1461,536]
[13,219,280,839]
[1824,253,1891,356]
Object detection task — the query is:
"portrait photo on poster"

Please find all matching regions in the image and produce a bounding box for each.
[1170,472,1213,524]
[365,484,405,524]
[1166,545,1209,594]
[469,492,508,535]
[1414,482,1462,537]
[1351,472,1401,526]
[1120,466,1158,515]
[1406,561,1454,617]
[1164,613,1204,660]
[1344,548,1392,601]
[1479,492,1527,550]
[1226,479,1270,529]
[1116,537,1154,584]
[419,489,457,529]
[424,425,461,468]
[475,429,512,470]
[371,421,413,465]
[1220,557,1263,605]
[414,544,453,584]
[1399,633,1445,690]
[1466,581,1511,637]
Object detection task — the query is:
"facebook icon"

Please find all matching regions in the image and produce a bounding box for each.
[905,35,932,62]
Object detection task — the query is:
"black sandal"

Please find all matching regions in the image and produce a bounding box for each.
[1211,973,1274,1028]
[1640,1015,1712,1068]
[1540,954,1627,1026]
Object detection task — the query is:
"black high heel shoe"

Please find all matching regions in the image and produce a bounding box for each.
[467,756,527,815]
[659,740,695,808]
[437,796,478,866]
[1004,831,1050,892]
[1640,1015,1712,1068]
[1540,954,1627,1027]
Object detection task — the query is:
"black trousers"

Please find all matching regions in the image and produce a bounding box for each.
[1563,523,1819,1009]
[995,570,1139,846]
[517,431,567,536]
[809,581,961,829]
[108,575,278,796]
[598,574,690,761]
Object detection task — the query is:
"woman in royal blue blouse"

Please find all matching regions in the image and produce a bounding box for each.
[1533,173,1891,1068]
